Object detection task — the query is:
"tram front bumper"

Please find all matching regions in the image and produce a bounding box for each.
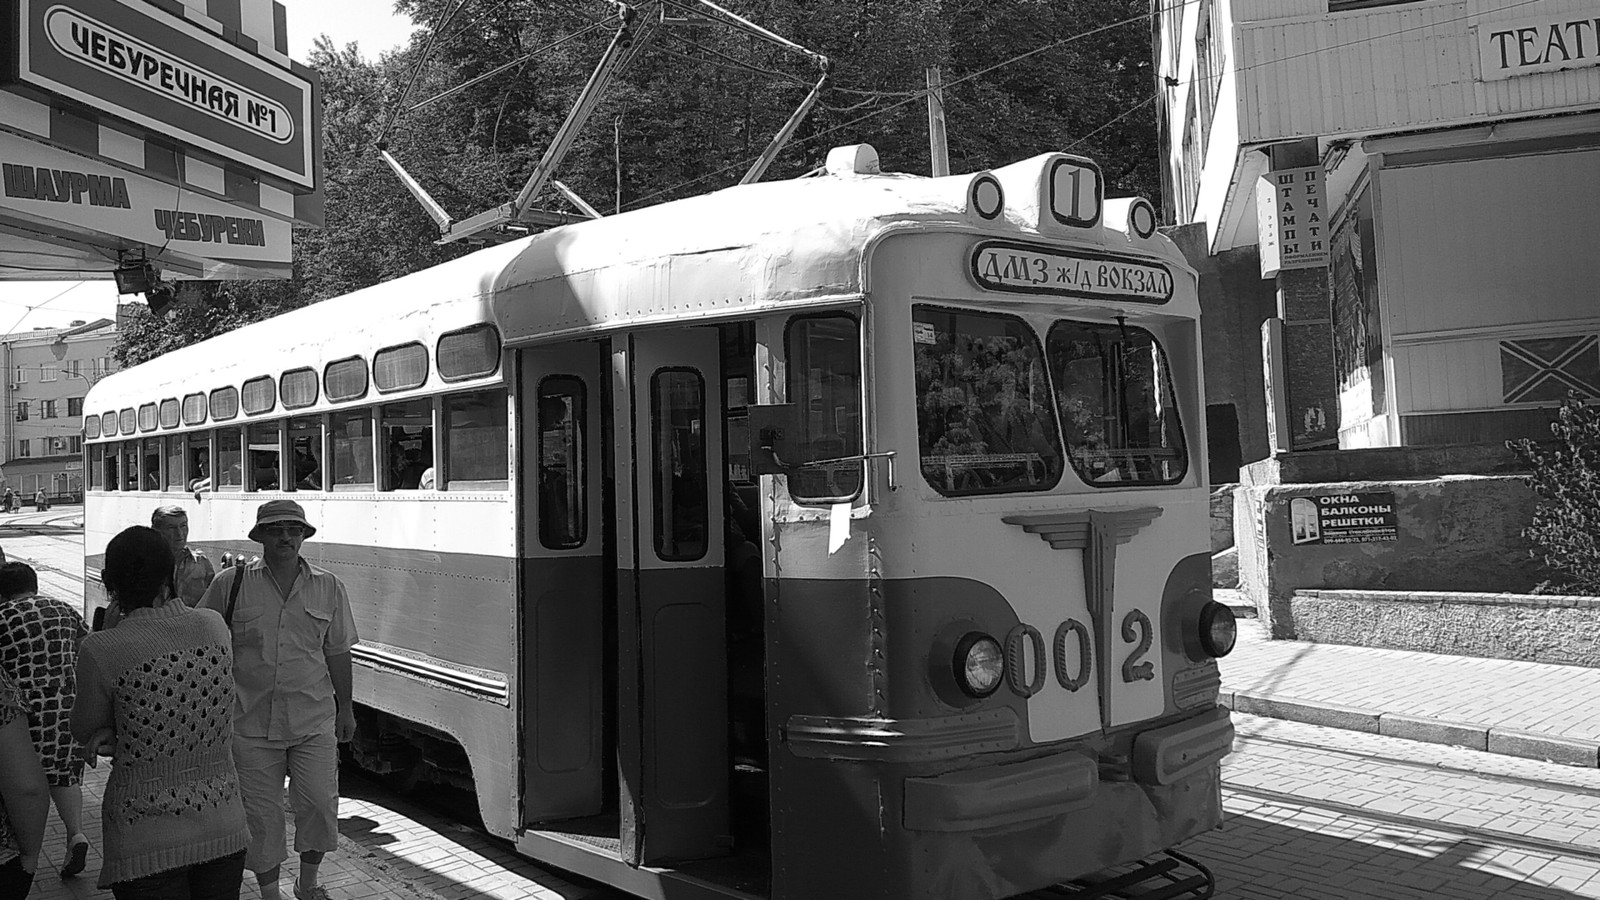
[902,706,1233,833]
[904,751,1097,832]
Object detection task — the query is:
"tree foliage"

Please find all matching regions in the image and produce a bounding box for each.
[115,0,1160,367]
[1508,397,1600,594]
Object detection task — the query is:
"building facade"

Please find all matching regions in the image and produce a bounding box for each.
[0,319,117,501]
[1158,0,1600,461]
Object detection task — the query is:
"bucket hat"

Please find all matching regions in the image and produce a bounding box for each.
[248,499,317,543]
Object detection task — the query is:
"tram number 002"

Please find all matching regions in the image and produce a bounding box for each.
[1004,611,1155,698]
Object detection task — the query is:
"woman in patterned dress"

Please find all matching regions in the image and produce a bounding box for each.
[0,665,50,898]
[0,562,91,877]
[72,526,249,899]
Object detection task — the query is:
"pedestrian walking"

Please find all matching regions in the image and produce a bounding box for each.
[200,500,357,900]
[152,506,216,606]
[0,562,91,878]
[72,526,248,899]
[0,666,49,899]
[30,492,43,513]
[2,490,13,514]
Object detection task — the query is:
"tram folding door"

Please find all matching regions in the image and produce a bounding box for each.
[614,328,730,866]
[517,345,607,825]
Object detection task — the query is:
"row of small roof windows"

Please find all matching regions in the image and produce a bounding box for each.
[85,324,500,440]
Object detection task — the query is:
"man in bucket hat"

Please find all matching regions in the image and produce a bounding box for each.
[201,500,357,900]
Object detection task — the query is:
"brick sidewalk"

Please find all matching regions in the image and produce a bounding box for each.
[24,763,597,900]
[1221,619,1600,765]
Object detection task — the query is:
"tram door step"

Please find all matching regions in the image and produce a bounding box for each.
[1026,850,1214,900]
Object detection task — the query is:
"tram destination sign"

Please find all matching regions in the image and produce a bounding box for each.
[1290,491,1399,546]
[970,240,1172,303]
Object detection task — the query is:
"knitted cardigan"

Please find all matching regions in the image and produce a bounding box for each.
[73,601,249,887]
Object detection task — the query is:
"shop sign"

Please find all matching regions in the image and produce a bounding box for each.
[970,240,1173,303]
[1258,166,1328,278]
[0,130,290,266]
[8,0,316,188]
[1290,492,1399,546]
[1476,12,1600,82]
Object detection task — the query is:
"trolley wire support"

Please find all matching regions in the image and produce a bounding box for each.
[1023,849,1216,900]
[376,0,830,246]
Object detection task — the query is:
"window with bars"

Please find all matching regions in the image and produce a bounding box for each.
[242,376,276,415]
[438,325,501,381]
[210,387,239,421]
[325,357,368,402]
[281,368,318,409]
[159,399,179,429]
[182,393,207,426]
[374,343,429,393]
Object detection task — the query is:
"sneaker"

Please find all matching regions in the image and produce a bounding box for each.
[60,835,89,878]
[293,883,332,900]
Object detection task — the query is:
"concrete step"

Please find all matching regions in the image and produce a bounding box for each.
[1214,587,1257,618]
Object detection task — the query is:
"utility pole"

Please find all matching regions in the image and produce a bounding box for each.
[926,67,950,177]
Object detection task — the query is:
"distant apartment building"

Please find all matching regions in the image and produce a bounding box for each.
[1157,0,1600,474]
[0,318,116,500]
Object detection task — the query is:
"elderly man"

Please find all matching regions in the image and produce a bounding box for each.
[201,500,357,900]
[152,505,216,607]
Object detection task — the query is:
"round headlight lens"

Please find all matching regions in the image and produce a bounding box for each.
[954,633,1004,698]
[1199,601,1238,658]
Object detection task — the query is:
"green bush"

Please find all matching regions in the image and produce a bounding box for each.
[1509,397,1600,594]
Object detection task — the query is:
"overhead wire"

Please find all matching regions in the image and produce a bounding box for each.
[626,0,1554,208]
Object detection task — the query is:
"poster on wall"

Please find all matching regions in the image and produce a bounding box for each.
[1290,492,1399,545]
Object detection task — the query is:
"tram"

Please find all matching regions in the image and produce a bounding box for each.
[81,144,1237,900]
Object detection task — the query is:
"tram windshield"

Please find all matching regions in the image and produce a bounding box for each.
[1046,320,1186,486]
[912,307,1063,495]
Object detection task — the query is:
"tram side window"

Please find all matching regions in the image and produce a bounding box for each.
[142,440,162,491]
[652,370,707,561]
[911,307,1063,496]
[122,443,140,492]
[331,410,375,488]
[247,423,281,491]
[381,400,433,490]
[216,428,243,490]
[785,315,863,503]
[536,379,585,549]
[89,445,104,490]
[444,390,507,490]
[188,434,212,492]
[103,442,119,490]
[165,436,184,491]
[1045,320,1187,486]
[288,418,323,491]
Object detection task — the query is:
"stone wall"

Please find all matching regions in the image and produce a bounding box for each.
[1290,590,1600,667]
[1235,474,1545,637]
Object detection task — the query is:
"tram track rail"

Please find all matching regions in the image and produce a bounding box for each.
[1227,732,1600,864]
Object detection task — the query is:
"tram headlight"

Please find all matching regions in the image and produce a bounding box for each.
[954,633,1004,698]
[1198,601,1238,658]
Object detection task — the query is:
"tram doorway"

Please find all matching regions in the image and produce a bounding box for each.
[614,327,731,865]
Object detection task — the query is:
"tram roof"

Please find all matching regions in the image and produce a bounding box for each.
[87,147,1188,414]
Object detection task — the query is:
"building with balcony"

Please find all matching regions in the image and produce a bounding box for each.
[1157,0,1600,469]
[0,319,117,501]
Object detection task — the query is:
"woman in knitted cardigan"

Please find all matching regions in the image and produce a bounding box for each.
[71,526,249,899]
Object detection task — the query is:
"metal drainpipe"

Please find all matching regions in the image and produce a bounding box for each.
[1,339,10,493]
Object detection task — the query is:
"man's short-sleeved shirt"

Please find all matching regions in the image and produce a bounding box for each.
[200,559,358,740]
[173,547,217,607]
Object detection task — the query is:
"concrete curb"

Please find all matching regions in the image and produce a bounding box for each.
[1220,690,1600,768]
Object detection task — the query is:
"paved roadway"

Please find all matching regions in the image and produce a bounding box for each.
[12,513,1600,899]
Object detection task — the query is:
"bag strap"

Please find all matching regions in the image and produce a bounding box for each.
[222,566,245,628]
